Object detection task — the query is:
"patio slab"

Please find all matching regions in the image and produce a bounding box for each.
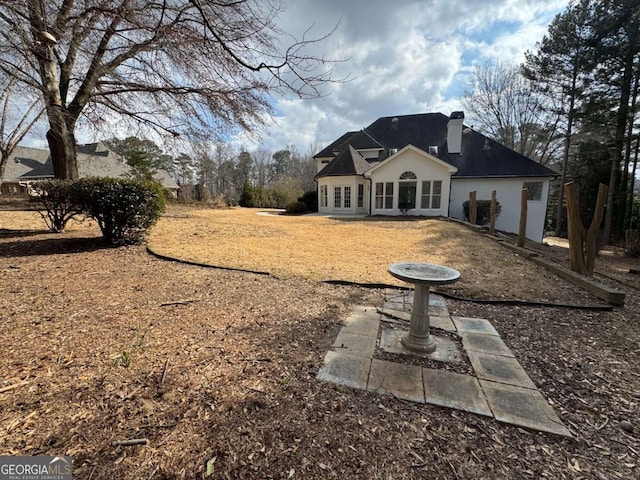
[468,351,537,389]
[480,380,572,437]
[452,317,499,336]
[317,303,571,437]
[379,328,462,363]
[423,368,492,417]
[342,305,380,337]
[317,351,371,390]
[461,333,515,357]
[368,359,425,403]
[332,331,377,358]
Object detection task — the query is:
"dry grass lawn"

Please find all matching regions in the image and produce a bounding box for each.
[148,206,595,302]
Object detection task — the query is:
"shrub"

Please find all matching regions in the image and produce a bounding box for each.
[239,180,255,207]
[31,180,82,232]
[298,190,318,212]
[285,201,308,214]
[73,177,165,245]
[463,199,501,226]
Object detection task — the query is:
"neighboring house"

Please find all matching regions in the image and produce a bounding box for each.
[1,142,179,196]
[314,112,556,242]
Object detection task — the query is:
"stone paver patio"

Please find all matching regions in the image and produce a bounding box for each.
[317,291,572,437]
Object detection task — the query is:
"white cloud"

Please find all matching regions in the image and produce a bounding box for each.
[234,0,567,154]
[19,0,568,159]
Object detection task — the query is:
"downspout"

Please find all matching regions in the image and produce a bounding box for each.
[367,176,373,216]
[447,174,454,218]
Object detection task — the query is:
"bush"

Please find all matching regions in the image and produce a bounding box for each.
[31,180,82,232]
[285,201,308,214]
[463,199,501,226]
[239,180,255,207]
[73,177,165,245]
[298,190,318,212]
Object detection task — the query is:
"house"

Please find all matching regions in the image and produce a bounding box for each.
[314,112,556,242]
[1,142,179,196]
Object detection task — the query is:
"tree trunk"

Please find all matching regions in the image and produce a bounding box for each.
[0,152,8,193]
[28,2,78,180]
[627,132,640,226]
[624,69,640,231]
[604,46,635,244]
[46,110,78,180]
[554,84,576,237]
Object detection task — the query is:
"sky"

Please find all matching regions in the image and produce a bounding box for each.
[231,0,569,155]
[19,0,569,157]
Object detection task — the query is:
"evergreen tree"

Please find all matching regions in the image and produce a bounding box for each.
[523,0,595,236]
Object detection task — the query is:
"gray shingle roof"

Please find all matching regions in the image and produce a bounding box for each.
[3,143,178,190]
[315,112,556,179]
[315,146,372,178]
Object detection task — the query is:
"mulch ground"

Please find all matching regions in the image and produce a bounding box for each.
[0,201,639,479]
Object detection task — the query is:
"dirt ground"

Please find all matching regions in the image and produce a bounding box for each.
[1,201,639,479]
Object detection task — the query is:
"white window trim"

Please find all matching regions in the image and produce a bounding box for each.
[420,180,443,210]
[523,181,543,202]
[333,185,351,210]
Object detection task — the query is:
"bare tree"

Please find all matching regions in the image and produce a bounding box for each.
[0,73,44,190]
[0,1,339,180]
[462,62,561,166]
[252,148,273,188]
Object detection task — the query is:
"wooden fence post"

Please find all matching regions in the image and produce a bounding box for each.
[469,191,477,225]
[565,182,586,275]
[489,190,497,235]
[518,188,528,247]
[585,183,608,276]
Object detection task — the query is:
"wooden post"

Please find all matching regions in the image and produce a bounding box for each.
[585,183,608,276]
[469,191,477,225]
[489,190,497,235]
[517,188,528,247]
[565,182,586,275]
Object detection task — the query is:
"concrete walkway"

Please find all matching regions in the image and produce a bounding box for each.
[317,291,572,437]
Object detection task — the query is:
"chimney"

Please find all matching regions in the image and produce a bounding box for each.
[447,111,464,154]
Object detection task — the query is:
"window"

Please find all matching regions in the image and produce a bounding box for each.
[399,171,417,180]
[357,184,364,208]
[334,186,342,209]
[333,185,351,209]
[523,181,543,201]
[375,182,394,209]
[320,185,328,208]
[344,186,351,208]
[421,180,442,209]
[399,172,417,211]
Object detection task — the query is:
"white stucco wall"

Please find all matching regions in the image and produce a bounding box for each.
[367,148,455,217]
[317,176,368,215]
[449,177,551,242]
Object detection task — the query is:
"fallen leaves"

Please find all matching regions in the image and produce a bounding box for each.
[0,204,638,479]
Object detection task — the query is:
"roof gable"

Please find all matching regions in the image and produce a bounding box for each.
[365,144,458,177]
[315,145,372,178]
[314,131,357,158]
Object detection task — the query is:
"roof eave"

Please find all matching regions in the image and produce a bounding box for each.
[452,173,557,179]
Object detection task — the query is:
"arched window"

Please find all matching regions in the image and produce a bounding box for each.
[399,171,417,180]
